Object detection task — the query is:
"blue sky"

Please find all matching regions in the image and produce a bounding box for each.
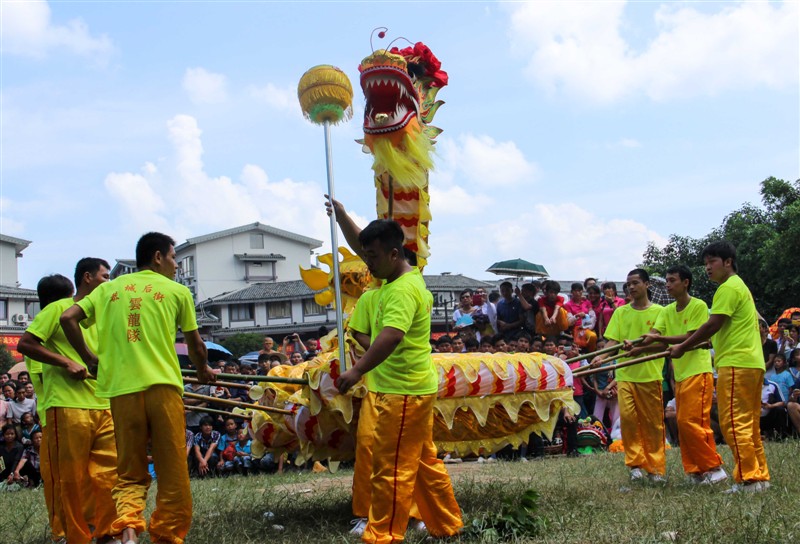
[2,1,798,289]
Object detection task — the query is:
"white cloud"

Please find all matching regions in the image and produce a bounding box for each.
[607,138,642,149]
[105,114,331,249]
[439,133,539,186]
[508,1,799,103]
[430,184,486,216]
[182,68,228,104]
[247,83,297,113]
[1,0,113,62]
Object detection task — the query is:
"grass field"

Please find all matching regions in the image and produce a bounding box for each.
[2,440,799,543]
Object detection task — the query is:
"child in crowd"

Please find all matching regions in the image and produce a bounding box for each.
[14,428,42,487]
[536,280,568,336]
[0,424,23,485]
[19,412,40,446]
[492,335,509,353]
[217,417,240,474]
[192,416,220,477]
[233,428,253,474]
[436,336,453,353]
[479,338,494,353]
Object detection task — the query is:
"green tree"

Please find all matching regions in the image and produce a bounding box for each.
[0,344,16,374]
[641,177,800,320]
[219,333,263,359]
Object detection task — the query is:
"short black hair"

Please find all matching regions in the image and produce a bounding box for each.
[701,240,737,272]
[436,336,452,346]
[37,274,75,309]
[74,257,111,289]
[136,232,176,268]
[1,423,18,441]
[465,338,479,349]
[18,371,30,380]
[358,219,405,255]
[627,268,650,283]
[543,280,560,294]
[500,281,513,289]
[570,282,583,291]
[587,284,601,295]
[199,416,214,427]
[516,331,532,342]
[583,277,597,288]
[491,335,506,347]
[666,264,693,291]
[257,353,271,363]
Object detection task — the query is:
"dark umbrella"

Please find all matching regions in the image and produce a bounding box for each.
[487,258,549,279]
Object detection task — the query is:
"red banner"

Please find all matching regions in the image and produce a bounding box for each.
[0,335,23,362]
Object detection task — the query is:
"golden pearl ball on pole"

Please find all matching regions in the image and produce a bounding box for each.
[297,65,354,125]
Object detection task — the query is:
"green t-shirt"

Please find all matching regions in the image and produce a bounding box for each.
[349,289,379,336]
[366,269,438,395]
[604,303,664,383]
[709,275,763,369]
[26,298,109,410]
[77,270,198,397]
[653,297,712,382]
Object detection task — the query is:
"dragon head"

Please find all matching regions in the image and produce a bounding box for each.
[359,42,448,141]
[299,247,377,315]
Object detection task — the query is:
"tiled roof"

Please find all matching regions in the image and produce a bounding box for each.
[422,274,494,291]
[176,222,323,251]
[202,280,320,304]
[0,285,38,300]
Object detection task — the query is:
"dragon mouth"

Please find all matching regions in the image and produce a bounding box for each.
[361,66,419,135]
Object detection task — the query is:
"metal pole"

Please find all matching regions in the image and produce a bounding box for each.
[323,121,348,375]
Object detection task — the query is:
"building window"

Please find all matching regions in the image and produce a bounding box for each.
[0,300,6,320]
[245,261,276,282]
[182,256,195,278]
[303,299,325,316]
[250,233,264,249]
[268,301,291,319]
[229,303,254,321]
[25,300,40,318]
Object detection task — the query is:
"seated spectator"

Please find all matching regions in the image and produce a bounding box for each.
[464,338,479,353]
[217,417,240,475]
[289,352,305,365]
[771,353,795,403]
[586,285,603,335]
[516,332,532,353]
[496,282,523,340]
[478,338,494,353]
[492,335,509,353]
[451,335,466,353]
[191,416,221,477]
[789,348,800,381]
[542,337,558,357]
[184,381,213,434]
[590,364,618,430]
[531,339,544,353]
[0,424,23,485]
[437,336,453,353]
[528,406,579,457]
[185,428,194,460]
[13,428,42,487]
[19,412,40,447]
[787,380,800,437]
[535,280,569,337]
[564,282,595,330]
[507,338,519,353]
[233,428,253,474]
[761,377,788,439]
[7,382,36,425]
[223,362,248,402]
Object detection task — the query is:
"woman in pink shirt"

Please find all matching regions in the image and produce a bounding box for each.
[598,282,626,338]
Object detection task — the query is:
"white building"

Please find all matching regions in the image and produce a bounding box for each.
[0,234,38,359]
[174,222,323,302]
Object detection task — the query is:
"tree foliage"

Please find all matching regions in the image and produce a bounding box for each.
[0,344,16,375]
[219,333,263,359]
[641,177,800,321]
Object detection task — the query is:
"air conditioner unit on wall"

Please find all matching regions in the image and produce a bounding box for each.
[12,314,30,324]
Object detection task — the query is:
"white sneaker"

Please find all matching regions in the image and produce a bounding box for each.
[442,453,462,464]
[648,473,667,484]
[700,467,728,485]
[411,519,427,532]
[723,481,764,494]
[630,468,644,481]
[349,518,368,536]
